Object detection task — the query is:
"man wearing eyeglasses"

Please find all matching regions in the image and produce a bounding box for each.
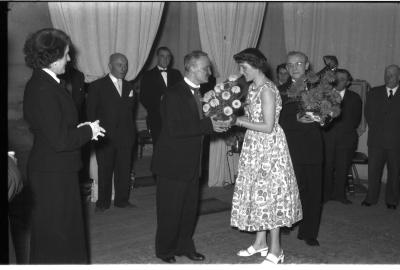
[278,51,323,247]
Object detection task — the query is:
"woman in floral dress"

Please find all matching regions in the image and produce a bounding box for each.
[230,48,302,264]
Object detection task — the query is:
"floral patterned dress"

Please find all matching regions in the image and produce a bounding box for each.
[230,81,302,231]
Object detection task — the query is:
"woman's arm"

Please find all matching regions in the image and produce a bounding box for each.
[235,87,276,134]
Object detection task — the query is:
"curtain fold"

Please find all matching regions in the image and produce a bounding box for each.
[197,2,266,81]
[48,2,164,82]
[283,2,400,87]
[196,2,266,187]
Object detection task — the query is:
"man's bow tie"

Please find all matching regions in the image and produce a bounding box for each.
[159,68,167,72]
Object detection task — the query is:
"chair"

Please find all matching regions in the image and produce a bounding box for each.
[347,151,368,195]
[137,118,153,159]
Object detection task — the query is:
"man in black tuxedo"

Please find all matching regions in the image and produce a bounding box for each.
[362,64,400,210]
[86,53,136,212]
[322,69,362,204]
[140,47,183,144]
[278,51,323,246]
[151,51,230,263]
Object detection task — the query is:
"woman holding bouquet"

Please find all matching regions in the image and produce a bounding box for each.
[230,48,302,264]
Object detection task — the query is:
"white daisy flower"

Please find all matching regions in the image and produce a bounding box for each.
[202,90,215,103]
[210,98,220,107]
[221,91,231,100]
[223,106,233,116]
[231,86,240,94]
[232,99,241,109]
[203,103,210,113]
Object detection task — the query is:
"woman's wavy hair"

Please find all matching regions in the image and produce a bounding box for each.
[233,48,268,74]
[23,28,71,69]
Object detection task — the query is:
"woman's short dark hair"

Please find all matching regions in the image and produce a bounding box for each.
[23,28,71,69]
[276,63,287,74]
[233,48,268,74]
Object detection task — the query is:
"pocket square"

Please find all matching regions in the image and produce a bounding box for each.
[129,90,134,97]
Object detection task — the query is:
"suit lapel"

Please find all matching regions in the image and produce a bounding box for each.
[153,67,167,89]
[182,82,201,119]
[105,75,122,98]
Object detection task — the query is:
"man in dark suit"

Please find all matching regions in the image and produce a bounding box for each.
[322,69,362,204]
[87,53,136,212]
[140,47,183,144]
[278,51,323,246]
[362,64,400,210]
[151,51,230,263]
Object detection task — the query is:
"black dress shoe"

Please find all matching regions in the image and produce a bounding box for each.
[114,202,137,208]
[386,204,397,210]
[297,236,320,246]
[160,256,176,263]
[180,252,205,261]
[361,201,371,207]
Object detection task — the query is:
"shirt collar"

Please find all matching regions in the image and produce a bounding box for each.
[184,77,200,89]
[386,85,398,95]
[109,73,120,84]
[42,68,60,84]
[157,66,167,71]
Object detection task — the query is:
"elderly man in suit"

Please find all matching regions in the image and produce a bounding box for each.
[152,51,230,263]
[278,51,324,246]
[362,64,400,210]
[140,47,183,144]
[87,53,136,212]
[322,69,362,204]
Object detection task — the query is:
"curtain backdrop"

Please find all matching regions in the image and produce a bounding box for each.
[196,2,266,187]
[197,2,266,81]
[283,2,400,87]
[48,2,164,82]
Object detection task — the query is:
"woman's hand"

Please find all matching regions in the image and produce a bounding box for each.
[235,116,248,127]
[89,120,106,140]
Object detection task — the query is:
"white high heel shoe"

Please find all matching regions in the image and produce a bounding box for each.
[262,250,285,264]
[237,245,269,257]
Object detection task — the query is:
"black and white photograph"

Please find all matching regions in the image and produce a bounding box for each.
[5,1,400,267]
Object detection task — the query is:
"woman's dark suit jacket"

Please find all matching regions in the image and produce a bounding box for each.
[23,69,92,263]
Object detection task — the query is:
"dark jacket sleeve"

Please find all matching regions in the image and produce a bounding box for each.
[27,85,92,152]
[351,92,362,129]
[139,72,156,111]
[86,81,98,122]
[162,91,214,138]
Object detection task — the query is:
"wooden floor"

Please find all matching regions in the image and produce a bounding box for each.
[85,183,400,265]
[8,154,400,266]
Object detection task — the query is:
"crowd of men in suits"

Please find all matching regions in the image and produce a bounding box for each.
[60,45,399,262]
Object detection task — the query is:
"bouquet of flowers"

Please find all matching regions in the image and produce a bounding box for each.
[202,74,244,121]
[287,56,342,126]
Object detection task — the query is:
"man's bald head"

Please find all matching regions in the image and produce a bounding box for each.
[108,53,128,79]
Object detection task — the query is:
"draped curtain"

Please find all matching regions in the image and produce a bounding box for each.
[196,2,266,187]
[283,2,400,87]
[48,2,164,82]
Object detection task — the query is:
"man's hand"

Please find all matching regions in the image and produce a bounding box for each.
[211,116,231,132]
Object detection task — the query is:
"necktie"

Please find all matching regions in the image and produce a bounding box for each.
[117,79,122,96]
[191,87,203,119]
[59,79,70,94]
[388,89,393,99]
